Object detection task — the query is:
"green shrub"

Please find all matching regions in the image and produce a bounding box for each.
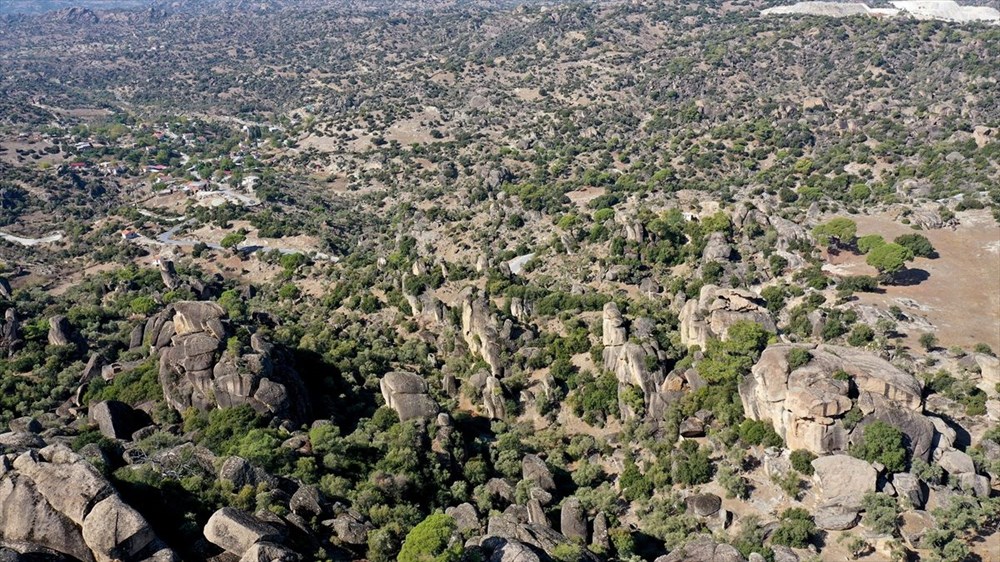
[738,419,783,448]
[398,513,461,562]
[786,348,811,370]
[770,508,816,548]
[850,421,907,473]
[861,492,899,535]
[790,450,816,475]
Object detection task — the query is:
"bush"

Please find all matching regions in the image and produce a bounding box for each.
[861,492,899,535]
[398,513,461,562]
[672,442,714,486]
[850,421,908,473]
[790,450,816,475]
[847,325,875,347]
[620,459,653,502]
[786,348,811,370]
[919,332,938,351]
[738,419,783,448]
[771,508,816,548]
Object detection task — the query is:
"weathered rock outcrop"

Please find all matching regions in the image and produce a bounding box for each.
[740,344,928,456]
[150,301,309,423]
[47,316,73,347]
[204,507,284,557]
[702,231,734,262]
[0,445,176,562]
[379,371,439,422]
[0,309,22,356]
[679,285,775,349]
[461,289,503,377]
[656,535,746,562]
[483,376,508,420]
[88,400,152,440]
[602,302,664,406]
[484,513,600,562]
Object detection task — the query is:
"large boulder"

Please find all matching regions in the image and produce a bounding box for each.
[0,445,176,562]
[379,372,439,422]
[82,495,174,562]
[740,344,926,456]
[155,302,309,423]
[601,302,664,406]
[702,231,734,262]
[679,285,775,350]
[812,455,876,509]
[484,376,508,420]
[522,454,556,492]
[0,309,23,355]
[204,507,284,557]
[88,401,151,441]
[47,316,73,347]
[481,538,542,562]
[559,497,586,542]
[685,493,722,517]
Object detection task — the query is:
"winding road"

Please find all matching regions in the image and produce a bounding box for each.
[0,230,64,246]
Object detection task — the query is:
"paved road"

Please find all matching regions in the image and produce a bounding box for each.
[0,230,63,246]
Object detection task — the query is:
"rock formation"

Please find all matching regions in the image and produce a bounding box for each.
[0,309,22,356]
[740,344,932,457]
[47,315,73,346]
[601,302,664,400]
[461,289,503,377]
[148,301,309,423]
[679,285,776,349]
[88,400,152,440]
[379,371,439,422]
[204,507,285,557]
[0,444,177,562]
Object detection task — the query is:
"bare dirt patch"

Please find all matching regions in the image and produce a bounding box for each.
[825,210,1000,350]
[566,186,606,208]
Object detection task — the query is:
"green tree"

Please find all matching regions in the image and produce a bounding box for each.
[398,513,461,562]
[220,229,247,251]
[856,234,886,254]
[893,234,935,258]
[919,332,938,351]
[850,421,908,473]
[866,243,913,278]
[813,217,857,247]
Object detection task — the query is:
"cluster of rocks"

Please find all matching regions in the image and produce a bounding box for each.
[679,285,776,350]
[0,442,176,562]
[465,454,604,562]
[136,301,309,424]
[740,344,930,456]
[741,344,998,534]
[156,257,222,300]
